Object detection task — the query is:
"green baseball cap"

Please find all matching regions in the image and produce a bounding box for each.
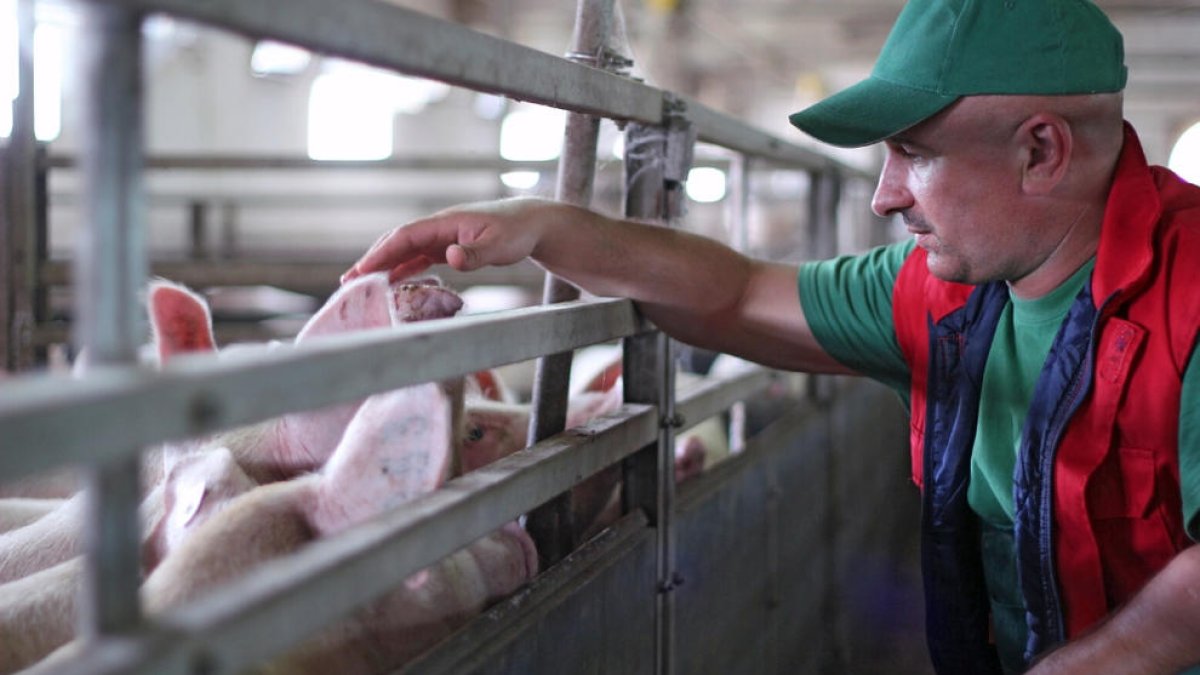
[788,0,1127,148]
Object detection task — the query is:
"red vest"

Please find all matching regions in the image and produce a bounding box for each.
[892,125,1200,669]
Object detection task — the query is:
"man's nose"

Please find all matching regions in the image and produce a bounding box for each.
[870,159,912,218]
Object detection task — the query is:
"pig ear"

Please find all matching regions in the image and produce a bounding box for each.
[565,384,624,429]
[311,382,456,535]
[295,272,395,343]
[148,280,216,365]
[583,360,623,393]
[468,369,514,403]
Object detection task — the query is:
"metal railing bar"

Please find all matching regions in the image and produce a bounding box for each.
[40,403,659,675]
[45,154,564,172]
[43,153,729,172]
[39,260,547,292]
[0,298,646,480]
[76,0,865,176]
[400,510,653,675]
[673,366,776,434]
[93,0,665,124]
[682,96,876,181]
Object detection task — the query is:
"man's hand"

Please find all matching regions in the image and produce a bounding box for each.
[343,196,846,374]
[343,197,554,284]
[1028,544,1200,675]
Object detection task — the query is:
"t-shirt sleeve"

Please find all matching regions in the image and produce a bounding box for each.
[1180,339,1200,541]
[797,239,914,401]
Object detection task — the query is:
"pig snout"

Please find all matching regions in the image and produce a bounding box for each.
[391,281,464,323]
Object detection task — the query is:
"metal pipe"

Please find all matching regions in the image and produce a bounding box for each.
[525,0,614,570]
[74,2,147,637]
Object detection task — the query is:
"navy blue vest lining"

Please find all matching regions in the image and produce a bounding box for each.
[1013,283,1099,662]
[922,281,1007,675]
[921,279,1102,674]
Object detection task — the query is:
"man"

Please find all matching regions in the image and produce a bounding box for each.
[344,0,1200,672]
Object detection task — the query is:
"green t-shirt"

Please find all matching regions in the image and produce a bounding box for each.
[969,258,1096,528]
[798,241,1200,670]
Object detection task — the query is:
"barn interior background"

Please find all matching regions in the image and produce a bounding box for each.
[0,1,1198,674]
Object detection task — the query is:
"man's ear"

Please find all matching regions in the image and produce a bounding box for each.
[1018,113,1072,195]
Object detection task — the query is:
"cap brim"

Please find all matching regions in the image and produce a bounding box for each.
[789,77,960,148]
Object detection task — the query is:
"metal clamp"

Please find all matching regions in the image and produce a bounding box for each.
[661,94,697,222]
[565,47,634,76]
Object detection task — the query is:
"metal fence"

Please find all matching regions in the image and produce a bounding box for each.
[0,0,877,673]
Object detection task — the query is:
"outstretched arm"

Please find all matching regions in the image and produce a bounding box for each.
[344,197,851,374]
[1028,543,1200,674]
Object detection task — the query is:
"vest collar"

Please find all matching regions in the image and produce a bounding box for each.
[1091,123,1162,305]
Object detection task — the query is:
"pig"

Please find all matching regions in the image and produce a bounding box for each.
[142,274,465,568]
[457,384,626,544]
[3,377,534,675]
[139,381,536,675]
[0,274,466,589]
[0,558,81,673]
[140,447,258,572]
[0,470,80,500]
[567,353,735,538]
[0,499,64,535]
[150,273,465,483]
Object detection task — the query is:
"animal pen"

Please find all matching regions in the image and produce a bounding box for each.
[0,0,921,673]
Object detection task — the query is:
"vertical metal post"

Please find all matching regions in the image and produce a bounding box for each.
[1,144,10,370]
[724,153,750,454]
[2,0,37,371]
[524,0,615,569]
[33,144,49,363]
[726,153,750,254]
[220,200,238,259]
[621,101,694,675]
[75,3,147,637]
[805,169,840,404]
[808,168,844,674]
[188,200,209,260]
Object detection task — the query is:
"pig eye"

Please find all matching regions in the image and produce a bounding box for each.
[466,426,484,442]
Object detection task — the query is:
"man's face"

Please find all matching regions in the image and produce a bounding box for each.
[870,99,1042,286]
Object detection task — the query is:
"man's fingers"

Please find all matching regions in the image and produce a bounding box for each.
[385,256,435,283]
[446,243,476,271]
[346,222,444,281]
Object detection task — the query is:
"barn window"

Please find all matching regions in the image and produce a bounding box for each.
[0,0,65,142]
[307,60,448,161]
[1168,120,1200,185]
